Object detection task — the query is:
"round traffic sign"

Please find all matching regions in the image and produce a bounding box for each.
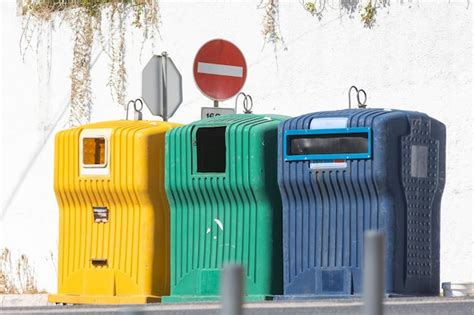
[193,39,247,101]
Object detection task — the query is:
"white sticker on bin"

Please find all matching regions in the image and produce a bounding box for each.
[309,117,348,129]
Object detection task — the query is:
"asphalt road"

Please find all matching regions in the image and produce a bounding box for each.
[1,297,473,315]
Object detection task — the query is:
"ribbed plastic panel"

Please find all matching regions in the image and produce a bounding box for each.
[49,120,180,304]
[164,114,286,302]
[278,109,445,297]
[402,118,441,278]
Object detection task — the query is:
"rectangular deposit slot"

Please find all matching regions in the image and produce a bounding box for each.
[196,127,227,173]
[284,128,372,161]
[83,137,106,166]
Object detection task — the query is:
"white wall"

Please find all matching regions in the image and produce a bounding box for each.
[1,0,472,292]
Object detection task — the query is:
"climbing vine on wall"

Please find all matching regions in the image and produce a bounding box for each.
[300,0,389,28]
[20,0,160,127]
[258,0,285,49]
[258,0,389,54]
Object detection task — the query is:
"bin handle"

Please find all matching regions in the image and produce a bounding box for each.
[125,98,144,120]
[91,258,108,266]
[348,86,367,109]
[235,92,253,114]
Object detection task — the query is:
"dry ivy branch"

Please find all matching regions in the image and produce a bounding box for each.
[360,1,376,28]
[16,254,38,294]
[20,1,160,127]
[0,248,17,294]
[300,0,327,20]
[0,249,38,294]
[259,0,285,49]
[299,0,389,27]
[106,2,127,108]
[69,8,94,126]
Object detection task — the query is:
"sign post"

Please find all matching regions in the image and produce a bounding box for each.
[193,39,247,119]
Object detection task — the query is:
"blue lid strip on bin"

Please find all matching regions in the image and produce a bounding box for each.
[283,127,372,161]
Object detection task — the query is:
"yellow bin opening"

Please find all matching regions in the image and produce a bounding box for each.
[48,120,180,304]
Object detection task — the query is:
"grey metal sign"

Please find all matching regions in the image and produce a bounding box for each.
[142,52,183,121]
[201,107,235,119]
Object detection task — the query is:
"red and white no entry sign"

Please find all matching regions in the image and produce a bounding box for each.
[193,39,247,101]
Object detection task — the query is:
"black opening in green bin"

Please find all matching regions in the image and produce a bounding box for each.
[196,127,226,173]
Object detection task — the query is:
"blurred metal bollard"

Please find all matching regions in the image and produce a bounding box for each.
[363,231,385,315]
[221,264,244,315]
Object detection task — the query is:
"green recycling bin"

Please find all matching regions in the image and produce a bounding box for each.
[163,114,287,302]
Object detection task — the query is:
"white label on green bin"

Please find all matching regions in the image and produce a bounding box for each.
[201,107,235,119]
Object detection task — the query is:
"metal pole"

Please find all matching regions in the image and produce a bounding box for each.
[363,230,385,315]
[214,100,219,108]
[161,52,168,121]
[221,264,244,315]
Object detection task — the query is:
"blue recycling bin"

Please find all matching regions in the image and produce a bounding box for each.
[277,108,446,297]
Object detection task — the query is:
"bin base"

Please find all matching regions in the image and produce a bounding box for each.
[273,293,410,300]
[273,294,359,300]
[48,293,161,305]
[162,294,273,303]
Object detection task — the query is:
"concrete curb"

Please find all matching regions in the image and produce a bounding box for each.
[0,294,50,307]
[1,295,474,315]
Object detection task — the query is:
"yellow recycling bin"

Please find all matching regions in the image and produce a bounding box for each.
[48,120,180,304]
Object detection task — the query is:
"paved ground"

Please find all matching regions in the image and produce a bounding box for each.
[0,295,473,315]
